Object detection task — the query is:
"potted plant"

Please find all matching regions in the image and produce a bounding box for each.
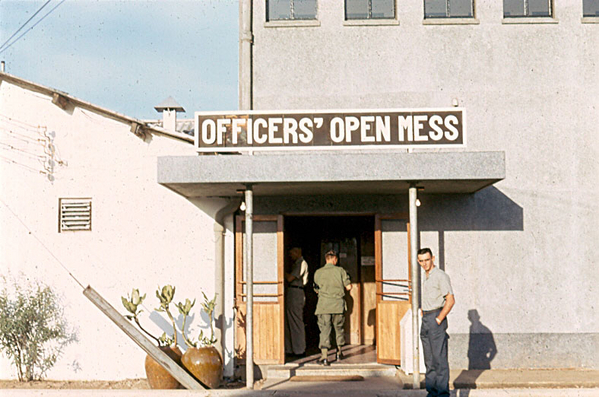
[122,286,182,389]
[180,292,223,389]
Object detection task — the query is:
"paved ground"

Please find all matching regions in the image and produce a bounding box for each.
[2,368,598,396]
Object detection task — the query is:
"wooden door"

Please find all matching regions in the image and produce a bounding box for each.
[375,214,411,365]
[235,215,285,364]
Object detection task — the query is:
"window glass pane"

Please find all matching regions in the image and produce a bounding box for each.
[425,0,449,18]
[293,0,317,19]
[528,0,551,16]
[504,0,525,16]
[371,0,395,18]
[267,0,291,20]
[450,0,473,17]
[584,0,599,16]
[346,0,369,19]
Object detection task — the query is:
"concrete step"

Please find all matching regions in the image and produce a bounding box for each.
[264,363,397,379]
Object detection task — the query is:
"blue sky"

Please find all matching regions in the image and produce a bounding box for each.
[0,0,238,119]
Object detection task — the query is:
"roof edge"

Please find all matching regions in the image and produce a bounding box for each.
[0,72,193,144]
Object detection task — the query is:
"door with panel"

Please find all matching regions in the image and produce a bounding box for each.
[234,215,285,364]
[375,214,411,365]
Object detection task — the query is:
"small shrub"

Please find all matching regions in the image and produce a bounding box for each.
[0,277,75,381]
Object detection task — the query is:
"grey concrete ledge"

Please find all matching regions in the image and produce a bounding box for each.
[264,20,320,28]
[343,19,400,26]
[581,16,599,24]
[502,17,559,24]
[423,18,480,25]
[157,151,505,197]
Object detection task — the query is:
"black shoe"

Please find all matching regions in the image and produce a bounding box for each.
[318,358,330,366]
[336,351,344,361]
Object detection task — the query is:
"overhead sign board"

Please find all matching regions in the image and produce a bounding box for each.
[195,108,465,152]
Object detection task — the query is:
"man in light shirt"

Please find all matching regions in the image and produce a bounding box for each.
[418,247,455,397]
[284,247,308,358]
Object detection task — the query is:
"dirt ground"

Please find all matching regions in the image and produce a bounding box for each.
[0,379,150,389]
[0,378,247,390]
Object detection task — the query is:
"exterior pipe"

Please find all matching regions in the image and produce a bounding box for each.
[244,186,254,389]
[214,199,241,361]
[239,0,252,111]
[409,184,420,389]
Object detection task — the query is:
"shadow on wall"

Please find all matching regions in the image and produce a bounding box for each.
[419,186,524,271]
[453,309,497,390]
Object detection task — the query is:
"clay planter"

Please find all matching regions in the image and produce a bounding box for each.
[181,346,223,389]
[144,346,182,389]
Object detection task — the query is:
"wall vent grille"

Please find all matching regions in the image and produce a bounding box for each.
[59,198,92,232]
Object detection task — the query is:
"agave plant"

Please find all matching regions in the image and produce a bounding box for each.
[176,298,197,348]
[197,292,218,347]
[154,284,183,347]
[121,288,163,346]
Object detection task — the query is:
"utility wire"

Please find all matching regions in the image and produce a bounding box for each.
[0,198,85,290]
[0,0,53,52]
[0,0,66,56]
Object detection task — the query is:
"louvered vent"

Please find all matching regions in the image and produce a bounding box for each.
[59,198,92,232]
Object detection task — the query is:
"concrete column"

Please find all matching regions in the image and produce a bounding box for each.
[409,184,420,389]
[214,199,240,361]
[244,186,254,389]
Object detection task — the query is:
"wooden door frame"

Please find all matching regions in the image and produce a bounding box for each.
[374,213,411,304]
[234,214,285,364]
[375,213,411,365]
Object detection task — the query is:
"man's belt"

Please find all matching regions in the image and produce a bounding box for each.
[423,308,442,314]
[288,285,304,290]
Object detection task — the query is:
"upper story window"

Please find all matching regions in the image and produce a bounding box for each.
[267,0,317,21]
[345,0,395,21]
[504,0,552,17]
[345,0,395,20]
[424,0,474,18]
[583,0,599,16]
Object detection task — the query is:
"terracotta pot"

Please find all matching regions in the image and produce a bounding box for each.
[181,346,223,389]
[144,346,182,389]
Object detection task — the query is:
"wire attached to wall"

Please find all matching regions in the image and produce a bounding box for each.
[0,198,85,290]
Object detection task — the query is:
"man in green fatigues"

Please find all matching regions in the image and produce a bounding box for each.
[313,250,352,366]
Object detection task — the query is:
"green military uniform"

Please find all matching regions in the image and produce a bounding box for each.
[313,261,351,359]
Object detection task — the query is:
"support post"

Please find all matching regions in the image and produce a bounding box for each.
[409,184,420,389]
[244,186,254,389]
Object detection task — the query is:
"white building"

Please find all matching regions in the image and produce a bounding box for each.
[1,0,598,383]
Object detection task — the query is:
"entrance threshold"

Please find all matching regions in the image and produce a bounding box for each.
[264,345,396,380]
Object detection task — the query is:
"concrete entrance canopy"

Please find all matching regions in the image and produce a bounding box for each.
[157,151,505,198]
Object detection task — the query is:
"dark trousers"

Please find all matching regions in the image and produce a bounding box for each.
[420,309,450,397]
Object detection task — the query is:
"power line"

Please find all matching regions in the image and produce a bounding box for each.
[0,198,85,290]
[0,0,66,55]
[0,0,53,52]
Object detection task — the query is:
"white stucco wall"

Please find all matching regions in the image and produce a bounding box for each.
[0,79,230,380]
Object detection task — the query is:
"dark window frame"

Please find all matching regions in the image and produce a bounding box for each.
[266,0,318,21]
[345,0,396,20]
[424,0,475,19]
[583,0,599,17]
[503,0,553,18]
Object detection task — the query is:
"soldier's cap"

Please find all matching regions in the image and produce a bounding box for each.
[325,250,338,257]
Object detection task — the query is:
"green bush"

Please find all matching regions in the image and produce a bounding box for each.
[0,278,75,381]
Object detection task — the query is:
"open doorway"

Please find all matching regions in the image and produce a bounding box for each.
[284,215,376,363]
